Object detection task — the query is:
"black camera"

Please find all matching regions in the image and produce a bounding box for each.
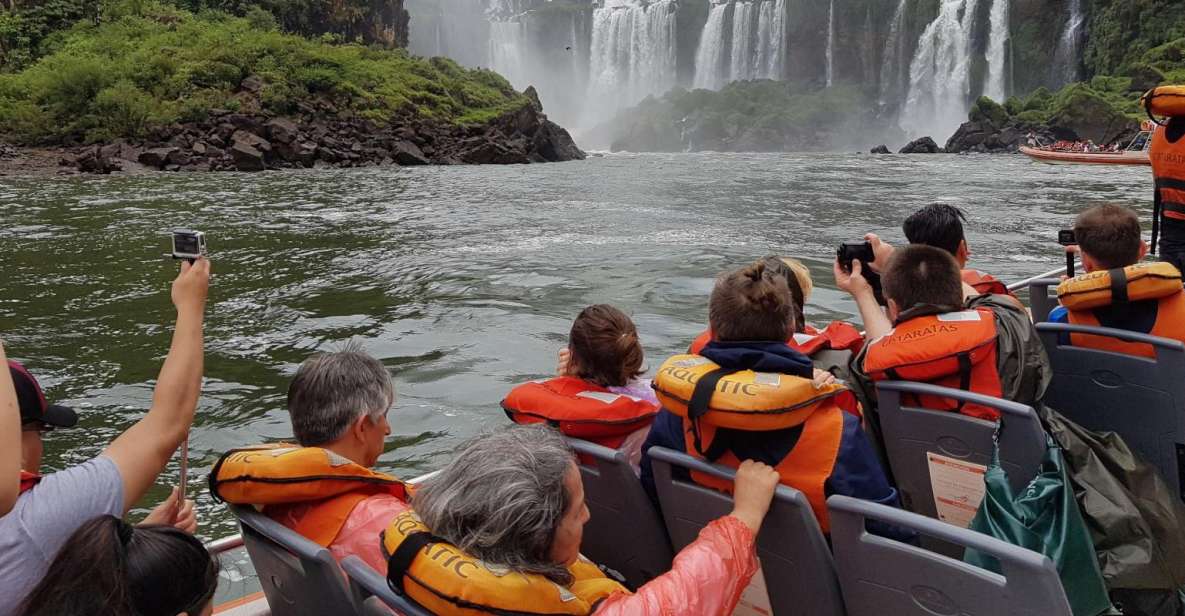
[1058,229,1077,246]
[171,230,207,262]
[836,241,887,306]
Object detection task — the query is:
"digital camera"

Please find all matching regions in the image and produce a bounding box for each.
[171,230,207,262]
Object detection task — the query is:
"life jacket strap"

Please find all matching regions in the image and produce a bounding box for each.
[687,367,741,456]
[1109,267,1130,304]
[387,531,440,596]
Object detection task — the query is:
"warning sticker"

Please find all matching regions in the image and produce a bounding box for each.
[732,566,772,616]
[927,452,988,529]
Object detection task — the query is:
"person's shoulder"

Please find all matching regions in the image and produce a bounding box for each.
[23,457,123,512]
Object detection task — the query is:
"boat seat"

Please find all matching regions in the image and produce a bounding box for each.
[874,381,1047,556]
[648,446,845,616]
[1027,278,1061,323]
[567,437,674,589]
[340,555,433,616]
[827,495,1073,616]
[1037,322,1185,502]
[230,504,361,616]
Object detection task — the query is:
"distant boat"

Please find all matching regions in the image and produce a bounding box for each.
[1020,124,1152,166]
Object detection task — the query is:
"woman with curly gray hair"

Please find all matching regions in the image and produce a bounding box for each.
[400,423,779,616]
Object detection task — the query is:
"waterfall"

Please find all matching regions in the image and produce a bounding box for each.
[878,0,908,106]
[587,0,679,118]
[900,0,984,139]
[488,19,529,89]
[825,0,835,87]
[984,0,1010,102]
[754,0,787,79]
[1052,0,1085,84]
[693,2,730,90]
[729,2,755,82]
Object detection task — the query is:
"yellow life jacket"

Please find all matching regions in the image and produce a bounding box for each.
[381,511,626,616]
[210,444,408,547]
[1057,262,1185,358]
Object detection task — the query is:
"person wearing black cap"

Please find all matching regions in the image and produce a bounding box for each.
[0,258,210,616]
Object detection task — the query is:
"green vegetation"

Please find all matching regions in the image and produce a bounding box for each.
[1084,0,1185,78]
[0,2,527,145]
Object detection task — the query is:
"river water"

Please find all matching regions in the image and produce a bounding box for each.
[0,153,1152,539]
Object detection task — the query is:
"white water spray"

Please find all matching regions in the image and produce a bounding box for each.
[754,0,788,79]
[900,0,983,139]
[825,0,835,87]
[878,0,908,105]
[587,0,679,120]
[730,2,755,82]
[984,0,1010,102]
[1052,0,1085,84]
[693,2,730,90]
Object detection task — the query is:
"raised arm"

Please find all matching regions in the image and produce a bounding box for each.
[0,340,20,516]
[103,258,209,513]
[834,259,893,340]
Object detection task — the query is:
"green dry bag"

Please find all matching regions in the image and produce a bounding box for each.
[965,439,1112,616]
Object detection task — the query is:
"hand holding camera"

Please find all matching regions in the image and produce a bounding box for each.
[1058,229,1077,278]
[835,240,887,305]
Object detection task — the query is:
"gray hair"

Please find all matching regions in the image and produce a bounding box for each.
[286,342,394,446]
[412,424,576,584]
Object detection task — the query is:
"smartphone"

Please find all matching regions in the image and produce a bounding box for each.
[836,241,887,306]
[1058,230,1077,277]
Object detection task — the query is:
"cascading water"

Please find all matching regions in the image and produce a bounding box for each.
[729,2,755,82]
[900,0,983,140]
[754,0,787,79]
[693,2,730,90]
[878,0,908,106]
[587,0,679,123]
[825,0,835,87]
[488,19,529,89]
[984,0,1010,102]
[1052,0,1085,84]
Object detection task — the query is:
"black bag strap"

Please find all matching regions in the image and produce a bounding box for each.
[687,368,741,455]
[954,352,973,413]
[1109,267,1130,304]
[386,531,437,596]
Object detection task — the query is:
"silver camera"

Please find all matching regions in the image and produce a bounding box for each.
[171,230,207,261]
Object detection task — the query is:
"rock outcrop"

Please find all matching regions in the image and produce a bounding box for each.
[870,144,891,154]
[899,137,942,154]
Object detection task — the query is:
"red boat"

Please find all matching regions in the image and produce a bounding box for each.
[1020,125,1152,166]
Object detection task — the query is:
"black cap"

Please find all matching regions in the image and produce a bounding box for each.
[9,361,78,428]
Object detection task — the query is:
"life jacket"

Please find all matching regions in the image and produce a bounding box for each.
[688,321,864,356]
[652,354,851,531]
[501,377,658,449]
[18,471,39,495]
[1056,261,1185,358]
[1143,87,1185,249]
[381,510,626,616]
[210,444,408,547]
[962,269,1012,297]
[863,307,1005,421]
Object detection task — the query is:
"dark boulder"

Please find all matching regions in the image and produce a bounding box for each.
[231,129,271,154]
[138,147,179,168]
[392,140,429,165]
[266,118,300,144]
[870,144,891,154]
[229,142,266,172]
[899,137,942,154]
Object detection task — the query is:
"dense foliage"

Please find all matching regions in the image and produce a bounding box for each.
[1084,0,1185,78]
[0,3,526,145]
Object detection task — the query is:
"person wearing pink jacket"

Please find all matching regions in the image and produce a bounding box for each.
[402,424,776,616]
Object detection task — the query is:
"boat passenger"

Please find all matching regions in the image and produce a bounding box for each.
[899,203,1017,298]
[688,256,864,358]
[504,305,658,460]
[639,260,900,535]
[1049,204,1185,357]
[386,424,778,616]
[1149,114,1185,277]
[210,344,408,574]
[0,259,209,616]
[16,515,217,616]
[0,339,23,518]
[843,245,1050,421]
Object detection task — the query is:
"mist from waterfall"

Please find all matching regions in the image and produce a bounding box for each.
[984,0,1010,102]
[900,0,983,140]
[878,0,909,106]
[587,0,679,126]
[754,0,787,79]
[1053,0,1085,84]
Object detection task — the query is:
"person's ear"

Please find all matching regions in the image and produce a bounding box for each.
[887,299,900,322]
[352,413,371,441]
[1139,240,1149,260]
[958,239,970,261]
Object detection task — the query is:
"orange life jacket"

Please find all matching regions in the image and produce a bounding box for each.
[1144,87,1185,247]
[689,321,864,356]
[18,471,39,495]
[863,307,1005,421]
[653,355,849,531]
[962,269,1012,297]
[210,444,408,547]
[1056,262,1185,358]
[501,377,659,449]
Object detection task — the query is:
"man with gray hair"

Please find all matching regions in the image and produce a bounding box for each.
[212,343,409,573]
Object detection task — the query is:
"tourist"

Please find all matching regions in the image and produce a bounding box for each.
[388,424,779,616]
[841,245,1049,420]
[640,260,900,536]
[885,203,1016,298]
[210,344,408,574]
[1049,204,1185,357]
[0,258,209,616]
[504,304,658,459]
[0,340,22,517]
[1149,114,1185,279]
[16,516,217,616]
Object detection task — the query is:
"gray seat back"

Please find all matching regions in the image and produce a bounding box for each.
[648,446,845,616]
[341,555,433,616]
[1028,278,1061,323]
[1037,321,1185,501]
[875,382,1047,519]
[567,438,674,588]
[231,505,360,616]
[828,495,1072,616]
